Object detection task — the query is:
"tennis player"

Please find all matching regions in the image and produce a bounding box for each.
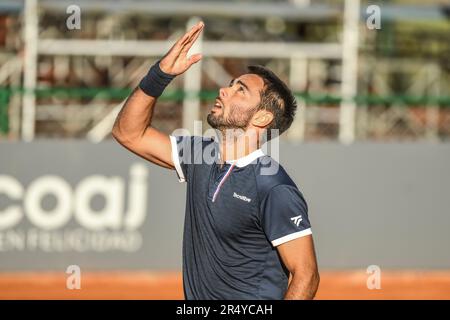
[112,21,319,300]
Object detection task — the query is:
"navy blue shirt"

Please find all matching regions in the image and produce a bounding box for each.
[169,135,312,300]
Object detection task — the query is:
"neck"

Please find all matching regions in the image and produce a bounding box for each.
[217,129,260,163]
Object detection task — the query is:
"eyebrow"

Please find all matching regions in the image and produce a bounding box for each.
[229,78,250,93]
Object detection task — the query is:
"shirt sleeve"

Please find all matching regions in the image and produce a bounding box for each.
[169,135,215,183]
[260,184,312,247]
[169,135,193,183]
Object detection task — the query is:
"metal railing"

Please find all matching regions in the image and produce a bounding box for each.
[1,86,450,140]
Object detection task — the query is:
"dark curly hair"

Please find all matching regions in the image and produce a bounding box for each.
[247,65,297,140]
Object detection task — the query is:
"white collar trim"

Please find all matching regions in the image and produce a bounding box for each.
[224,149,265,167]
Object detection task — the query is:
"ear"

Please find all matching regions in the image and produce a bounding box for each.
[252,110,274,128]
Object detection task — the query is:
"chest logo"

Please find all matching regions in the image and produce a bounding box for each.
[291,215,303,227]
[233,192,251,203]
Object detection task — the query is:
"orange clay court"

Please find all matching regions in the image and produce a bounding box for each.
[1,271,449,300]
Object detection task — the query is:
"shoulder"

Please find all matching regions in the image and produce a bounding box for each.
[254,155,299,202]
[254,156,309,222]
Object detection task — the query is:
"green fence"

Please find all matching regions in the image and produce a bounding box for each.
[1,87,450,135]
[0,89,10,134]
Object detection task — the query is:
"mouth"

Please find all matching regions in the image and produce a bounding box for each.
[213,98,223,109]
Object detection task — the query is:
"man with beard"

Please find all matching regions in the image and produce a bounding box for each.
[112,21,319,300]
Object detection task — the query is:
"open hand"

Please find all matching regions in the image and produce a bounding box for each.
[159,21,204,76]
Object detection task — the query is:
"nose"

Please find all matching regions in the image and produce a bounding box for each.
[219,87,228,98]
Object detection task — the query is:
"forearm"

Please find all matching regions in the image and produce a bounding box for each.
[112,87,156,142]
[284,271,320,300]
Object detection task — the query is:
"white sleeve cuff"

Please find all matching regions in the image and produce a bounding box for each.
[169,135,186,183]
[271,228,312,247]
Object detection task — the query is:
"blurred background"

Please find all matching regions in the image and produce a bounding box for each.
[0,0,449,299]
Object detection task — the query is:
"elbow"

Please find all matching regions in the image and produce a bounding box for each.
[285,268,320,300]
[312,270,320,293]
[111,126,131,146]
[306,265,320,285]
[111,127,122,143]
[297,267,320,298]
[293,266,320,285]
[112,118,146,142]
[308,269,320,299]
[112,126,143,149]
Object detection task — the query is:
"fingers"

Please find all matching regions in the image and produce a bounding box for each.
[177,33,190,47]
[161,21,204,74]
[178,21,204,47]
[181,23,204,54]
[168,21,203,61]
[188,21,204,37]
[188,53,203,66]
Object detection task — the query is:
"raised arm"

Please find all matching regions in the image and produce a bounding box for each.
[112,21,204,168]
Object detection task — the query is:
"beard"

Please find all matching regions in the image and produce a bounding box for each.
[207,104,256,131]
